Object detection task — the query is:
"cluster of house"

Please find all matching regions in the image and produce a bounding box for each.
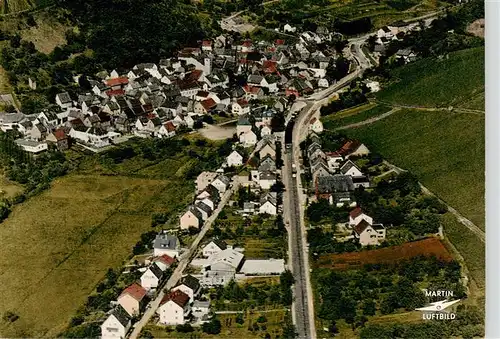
[247,137,280,190]
[348,207,386,247]
[192,239,285,286]
[372,23,423,63]
[179,172,231,231]
[307,132,371,206]
[1,28,346,154]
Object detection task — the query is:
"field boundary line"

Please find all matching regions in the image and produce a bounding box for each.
[333,107,401,130]
[382,160,485,243]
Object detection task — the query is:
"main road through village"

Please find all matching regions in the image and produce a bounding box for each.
[127,10,446,338]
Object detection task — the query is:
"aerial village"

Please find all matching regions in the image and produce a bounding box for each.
[0,14,427,338]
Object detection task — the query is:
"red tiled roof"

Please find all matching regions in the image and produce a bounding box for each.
[242,40,252,47]
[236,99,249,107]
[53,129,67,141]
[184,70,203,82]
[160,290,190,307]
[202,40,212,46]
[106,89,125,97]
[197,91,209,98]
[201,98,217,110]
[105,77,129,87]
[120,283,147,301]
[165,121,176,132]
[326,151,342,158]
[349,207,363,219]
[243,85,261,94]
[276,39,285,45]
[310,117,317,124]
[338,140,361,156]
[153,254,176,266]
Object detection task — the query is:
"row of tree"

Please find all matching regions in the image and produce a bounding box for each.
[316,255,465,328]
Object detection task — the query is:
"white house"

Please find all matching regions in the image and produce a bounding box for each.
[153,232,181,257]
[157,290,191,325]
[258,171,276,190]
[100,306,131,339]
[14,139,48,154]
[353,220,386,246]
[309,117,323,133]
[259,192,278,215]
[55,92,73,109]
[232,99,250,115]
[239,130,257,147]
[284,24,297,33]
[201,248,244,287]
[340,160,363,177]
[140,263,164,291]
[326,152,343,171]
[339,140,370,159]
[349,207,373,227]
[211,175,230,193]
[172,275,201,302]
[192,301,210,319]
[260,125,272,137]
[202,239,228,257]
[226,150,244,167]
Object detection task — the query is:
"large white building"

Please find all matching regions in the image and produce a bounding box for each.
[157,290,191,325]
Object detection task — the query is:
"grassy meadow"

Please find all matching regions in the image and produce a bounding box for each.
[343,108,484,230]
[376,47,485,109]
[0,174,192,337]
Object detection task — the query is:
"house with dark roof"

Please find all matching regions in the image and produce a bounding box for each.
[195,200,213,221]
[173,274,201,302]
[153,232,180,257]
[101,305,131,339]
[349,207,373,226]
[55,92,73,109]
[315,174,356,207]
[202,239,228,257]
[140,262,164,291]
[340,160,363,177]
[118,283,148,316]
[353,220,386,246]
[157,290,191,325]
[211,174,231,193]
[180,206,203,230]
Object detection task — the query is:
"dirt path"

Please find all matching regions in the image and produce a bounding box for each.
[382,161,485,243]
[334,107,401,131]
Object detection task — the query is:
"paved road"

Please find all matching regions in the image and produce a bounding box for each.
[128,179,238,339]
[283,148,313,339]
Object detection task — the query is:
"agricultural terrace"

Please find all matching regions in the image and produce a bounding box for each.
[257,0,447,32]
[207,186,287,259]
[314,238,452,270]
[0,136,233,337]
[343,108,484,230]
[375,47,485,110]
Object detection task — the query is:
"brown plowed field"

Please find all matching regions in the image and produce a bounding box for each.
[316,238,453,270]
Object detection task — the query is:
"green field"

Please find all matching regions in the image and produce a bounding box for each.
[0,0,52,14]
[376,47,485,109]
[343,108,484,230]
[441,213,485,289]
[322,103,393,130]
[0,174,192,337]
